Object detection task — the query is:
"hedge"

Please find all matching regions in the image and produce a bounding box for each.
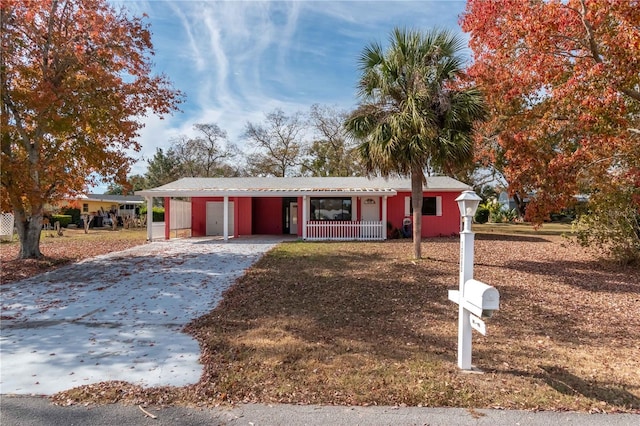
[140,206,164,222]
[60,207,81,225]
[51,214,72,228]
[474,206,490,224]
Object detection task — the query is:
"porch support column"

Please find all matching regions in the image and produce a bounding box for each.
[223,195,229,242]
[233,197,240,238]
[353,196,358,221]
[164,197,171,240]
[146,196,153,241]
[302,195,307,240]
[382,195,388,240]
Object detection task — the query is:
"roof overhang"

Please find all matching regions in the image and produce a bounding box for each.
[66,195,145,204]
[136,188,398,198]
[135,176,471,198]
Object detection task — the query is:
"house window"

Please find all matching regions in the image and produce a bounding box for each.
[422,197,437,216]
[406,196,442,216]
[82,203,89,213]
[310,197,352,221]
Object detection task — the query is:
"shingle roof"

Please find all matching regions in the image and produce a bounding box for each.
[136,176,470,198]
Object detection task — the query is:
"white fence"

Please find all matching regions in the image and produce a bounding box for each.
[169,199,191,232]
[306,220,384,241]
[147,199,192,240]
[151,222,165,240]
[1,213,15,241]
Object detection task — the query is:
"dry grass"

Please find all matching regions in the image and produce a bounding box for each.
[474,222,573,236]
[51,226,640,413]
[177,235,639,412]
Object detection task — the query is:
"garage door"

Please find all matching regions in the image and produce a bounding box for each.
[206,201,234,236]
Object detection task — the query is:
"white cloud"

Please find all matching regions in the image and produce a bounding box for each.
[107,0,469,184]
[166,2,207,72]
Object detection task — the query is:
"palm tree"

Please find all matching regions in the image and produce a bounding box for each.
[345,27,487,259]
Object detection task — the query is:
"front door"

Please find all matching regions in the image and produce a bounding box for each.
[361,197,380,221]
[289,203,298,234]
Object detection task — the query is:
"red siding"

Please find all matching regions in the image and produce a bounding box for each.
[187,192,461,238]
[252,198,283,234]
[430,191,462,237]
[191,197,219,237]
[386,194,406,235]
[236,197,252,236]
[190,197,253,237]
[388,191,461,238]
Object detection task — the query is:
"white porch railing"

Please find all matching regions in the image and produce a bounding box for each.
[306,220,384,241]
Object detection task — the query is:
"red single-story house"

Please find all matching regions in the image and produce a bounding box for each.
[136,176,470,241]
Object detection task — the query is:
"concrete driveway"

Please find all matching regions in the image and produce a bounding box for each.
[0,237,281,395]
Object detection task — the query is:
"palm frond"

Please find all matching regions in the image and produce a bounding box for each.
[345,27,487,179]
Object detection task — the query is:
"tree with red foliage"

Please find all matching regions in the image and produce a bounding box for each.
[1,0,182,258]
[461,0,640,262]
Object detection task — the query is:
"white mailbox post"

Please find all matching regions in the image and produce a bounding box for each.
[448,190,500,371]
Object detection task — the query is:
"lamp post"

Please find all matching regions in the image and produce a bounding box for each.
[455,190,482,370]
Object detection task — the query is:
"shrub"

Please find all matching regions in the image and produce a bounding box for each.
[51,214,72,228]
[474,206,489,223]
[140,205,164,222]
[60,207,81,225]
[152,207,164,222]
[493,208,518,223]
[573,186,640,265]
[479,199,504,223]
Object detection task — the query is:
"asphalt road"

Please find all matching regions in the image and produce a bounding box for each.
[2,396,638,426]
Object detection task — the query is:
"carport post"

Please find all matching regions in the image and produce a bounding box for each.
[146,197,153,241]
[302,195,307,239]
[164,197,171,240]
[223,196,229,241]
[382,195,388,240]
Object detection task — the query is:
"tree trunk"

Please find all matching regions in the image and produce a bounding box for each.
[82,214,93,234]
[512,192,527,219]
[411,169,425,259]
[14,209,43,259]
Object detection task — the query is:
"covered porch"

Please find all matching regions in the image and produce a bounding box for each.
[137,179,394,242]
[302,193,388,241]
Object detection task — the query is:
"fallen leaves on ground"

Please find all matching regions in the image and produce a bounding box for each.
[51,233,640,412]
[0,228,147,284]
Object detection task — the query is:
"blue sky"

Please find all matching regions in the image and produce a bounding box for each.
[111,0,469,183]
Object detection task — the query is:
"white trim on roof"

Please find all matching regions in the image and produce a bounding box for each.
[136,188,397,198]
[136,176,470,198]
